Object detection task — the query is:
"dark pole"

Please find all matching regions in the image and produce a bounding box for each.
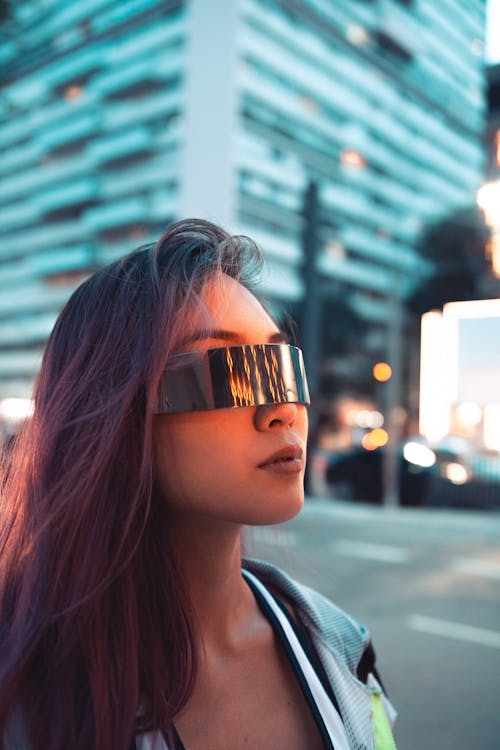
[382,272,403,508]
[301,181,321,395]
[301,181,321,495]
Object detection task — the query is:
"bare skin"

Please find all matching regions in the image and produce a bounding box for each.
[154,276,323,749]
[170,524,324,750]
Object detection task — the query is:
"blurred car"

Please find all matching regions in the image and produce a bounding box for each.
[325,445,428,505]
[324,438,471,506]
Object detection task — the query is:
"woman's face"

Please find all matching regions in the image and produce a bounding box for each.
[152,274,308,527]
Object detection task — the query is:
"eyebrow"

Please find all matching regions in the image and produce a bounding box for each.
[177,329,288,347]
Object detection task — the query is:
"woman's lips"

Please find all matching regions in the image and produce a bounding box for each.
[257,445,304,474]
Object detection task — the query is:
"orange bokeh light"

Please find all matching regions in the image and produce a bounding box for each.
[340,148,367,167]
[361,433,377,451]
[370,428,389,447]
[361,428,388,451]
[64,84,83,101]
[373,361,392,382]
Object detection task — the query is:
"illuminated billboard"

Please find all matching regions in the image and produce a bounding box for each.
[420,299,500,450]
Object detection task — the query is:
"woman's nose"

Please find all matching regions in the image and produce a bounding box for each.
[253,401,298,431]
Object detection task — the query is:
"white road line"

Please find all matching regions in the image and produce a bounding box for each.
[452,557,500,580]
[407,615,500,649]
[331,539,411,563]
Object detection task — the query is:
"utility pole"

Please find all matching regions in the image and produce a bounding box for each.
[301,181,321,395]
[301,181,321,496]
[382,274,404,508]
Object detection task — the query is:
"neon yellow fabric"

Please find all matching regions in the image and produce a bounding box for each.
[372,692,397,750]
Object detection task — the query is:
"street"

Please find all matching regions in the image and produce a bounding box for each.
[246,499,500,750]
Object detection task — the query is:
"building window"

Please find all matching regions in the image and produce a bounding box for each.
[374,31,413,63]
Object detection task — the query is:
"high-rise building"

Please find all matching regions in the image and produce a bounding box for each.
[0,0,487,400]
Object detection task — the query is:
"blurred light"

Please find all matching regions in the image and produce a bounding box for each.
[355,410,372,428]
[373,362,392,382]
[485,234,500,277]
[442,462,468,485]
[326,239,345,259]
[362,429,388,451]
[345,409,359,427]
[340,149,366,168]
[442,299,500,385]
[0,397,34,422]
[495,130,500,168]
[300,95,318,111]
[346,24,369,46]
[483,404,500,451]
[64,84,83,101]
[470,38,484,56]
[477,180,500,226]
[424,300,500,446]
[403,441,436,468]
[456,401,482,428]
[361,432,378,451]
[370,428,388,447]
[419,310,450,442]
[354,409,384,429]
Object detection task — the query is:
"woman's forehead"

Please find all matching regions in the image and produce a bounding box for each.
[172,275,283,356]
[202,274,276,331]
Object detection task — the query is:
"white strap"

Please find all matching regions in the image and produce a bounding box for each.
[135,730,169,750]
[243,570,351,750]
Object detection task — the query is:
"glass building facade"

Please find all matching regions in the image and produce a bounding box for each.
[0,0,487,399]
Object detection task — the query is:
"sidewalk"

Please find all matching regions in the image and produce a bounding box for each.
[303,496,500,533]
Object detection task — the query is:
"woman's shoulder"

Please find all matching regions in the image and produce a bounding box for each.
[242,557,370,669]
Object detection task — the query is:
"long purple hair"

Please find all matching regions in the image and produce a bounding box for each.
[0,219,263,750]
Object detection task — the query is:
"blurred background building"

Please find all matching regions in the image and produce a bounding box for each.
[479,61,500,282]
[486,61,500,181]
[0,0,489,407]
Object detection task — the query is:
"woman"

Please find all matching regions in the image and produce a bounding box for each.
[0,219,396,750]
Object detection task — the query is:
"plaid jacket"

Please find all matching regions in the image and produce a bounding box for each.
[242,558,397,750]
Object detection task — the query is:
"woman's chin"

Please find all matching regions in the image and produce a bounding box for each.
[247,489,304,527]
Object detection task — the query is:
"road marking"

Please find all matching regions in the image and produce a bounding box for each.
[407,615,500,649]
[331,539,411,563]
[251,528,298,546]
[452,557,500,580]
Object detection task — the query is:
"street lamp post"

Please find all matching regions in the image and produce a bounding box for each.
[381,274,404,509]
[301,181,321,395]
[300,181,322,496]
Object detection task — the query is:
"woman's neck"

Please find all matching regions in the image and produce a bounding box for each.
[168,520,262,656]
